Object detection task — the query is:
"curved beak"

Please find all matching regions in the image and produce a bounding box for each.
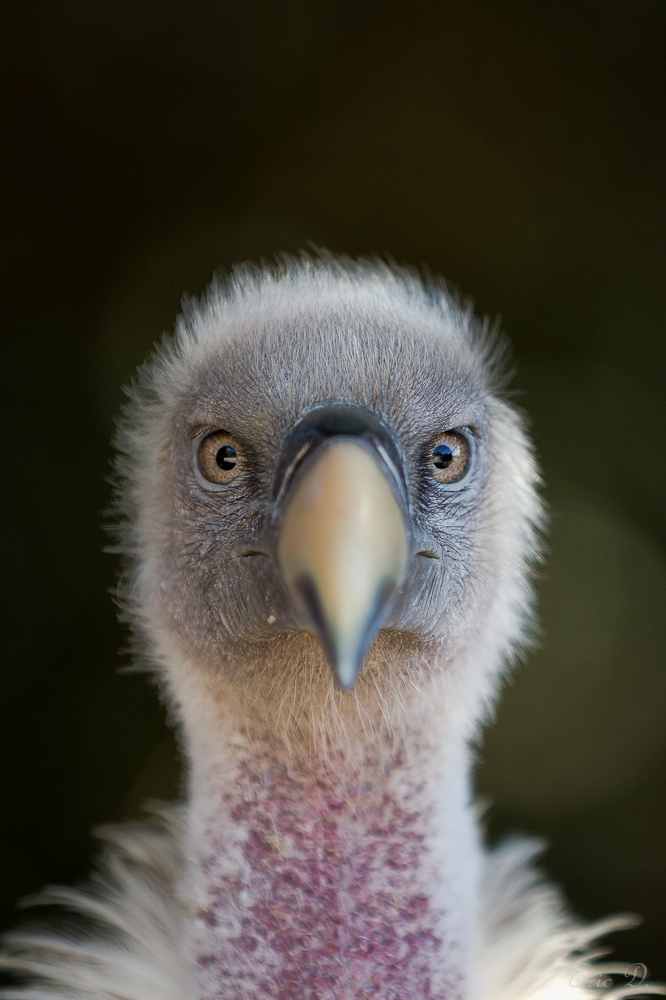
[276,439,409,689]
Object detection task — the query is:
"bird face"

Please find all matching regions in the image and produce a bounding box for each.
[121,269,540,730]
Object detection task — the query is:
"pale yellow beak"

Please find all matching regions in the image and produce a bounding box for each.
[276,439,409,688]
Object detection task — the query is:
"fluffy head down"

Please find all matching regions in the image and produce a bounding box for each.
[114,254,543,742]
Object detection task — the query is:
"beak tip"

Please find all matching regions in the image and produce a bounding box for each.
[327,631,374,690]
[332,656,362,691]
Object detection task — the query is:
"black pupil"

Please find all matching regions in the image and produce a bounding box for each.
[216,445,237,471]
[432,443,453,468]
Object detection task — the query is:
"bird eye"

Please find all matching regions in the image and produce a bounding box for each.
[428,431,470,484]
[198,431,243,486]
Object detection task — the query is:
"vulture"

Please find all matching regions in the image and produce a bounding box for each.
[1,255,661,1000]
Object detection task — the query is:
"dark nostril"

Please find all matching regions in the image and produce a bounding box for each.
[235,549,269,559]
[273,403,407,505]
[416,550,440,560]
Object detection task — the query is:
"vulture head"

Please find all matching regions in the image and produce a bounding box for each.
[120,256,540,749]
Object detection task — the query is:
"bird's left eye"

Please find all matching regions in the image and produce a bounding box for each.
[198,431,243,486]
[428,431,470,484]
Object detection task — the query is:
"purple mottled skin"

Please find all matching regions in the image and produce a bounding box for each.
[193,736,467,1000]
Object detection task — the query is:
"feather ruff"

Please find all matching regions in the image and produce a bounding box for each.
[1,807,661,1000]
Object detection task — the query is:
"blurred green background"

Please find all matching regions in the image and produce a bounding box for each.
[1,0,665,981]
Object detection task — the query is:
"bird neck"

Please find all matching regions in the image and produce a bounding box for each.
[173,663,481,1000]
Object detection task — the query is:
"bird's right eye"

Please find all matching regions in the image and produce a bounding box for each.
[198,431,243,486]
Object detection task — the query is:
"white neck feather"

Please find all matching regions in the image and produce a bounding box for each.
[0,645,649,1000]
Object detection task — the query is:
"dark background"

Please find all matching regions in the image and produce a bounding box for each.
[1,0,665,982]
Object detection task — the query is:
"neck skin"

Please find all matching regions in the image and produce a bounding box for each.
[167,653,481,1000]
